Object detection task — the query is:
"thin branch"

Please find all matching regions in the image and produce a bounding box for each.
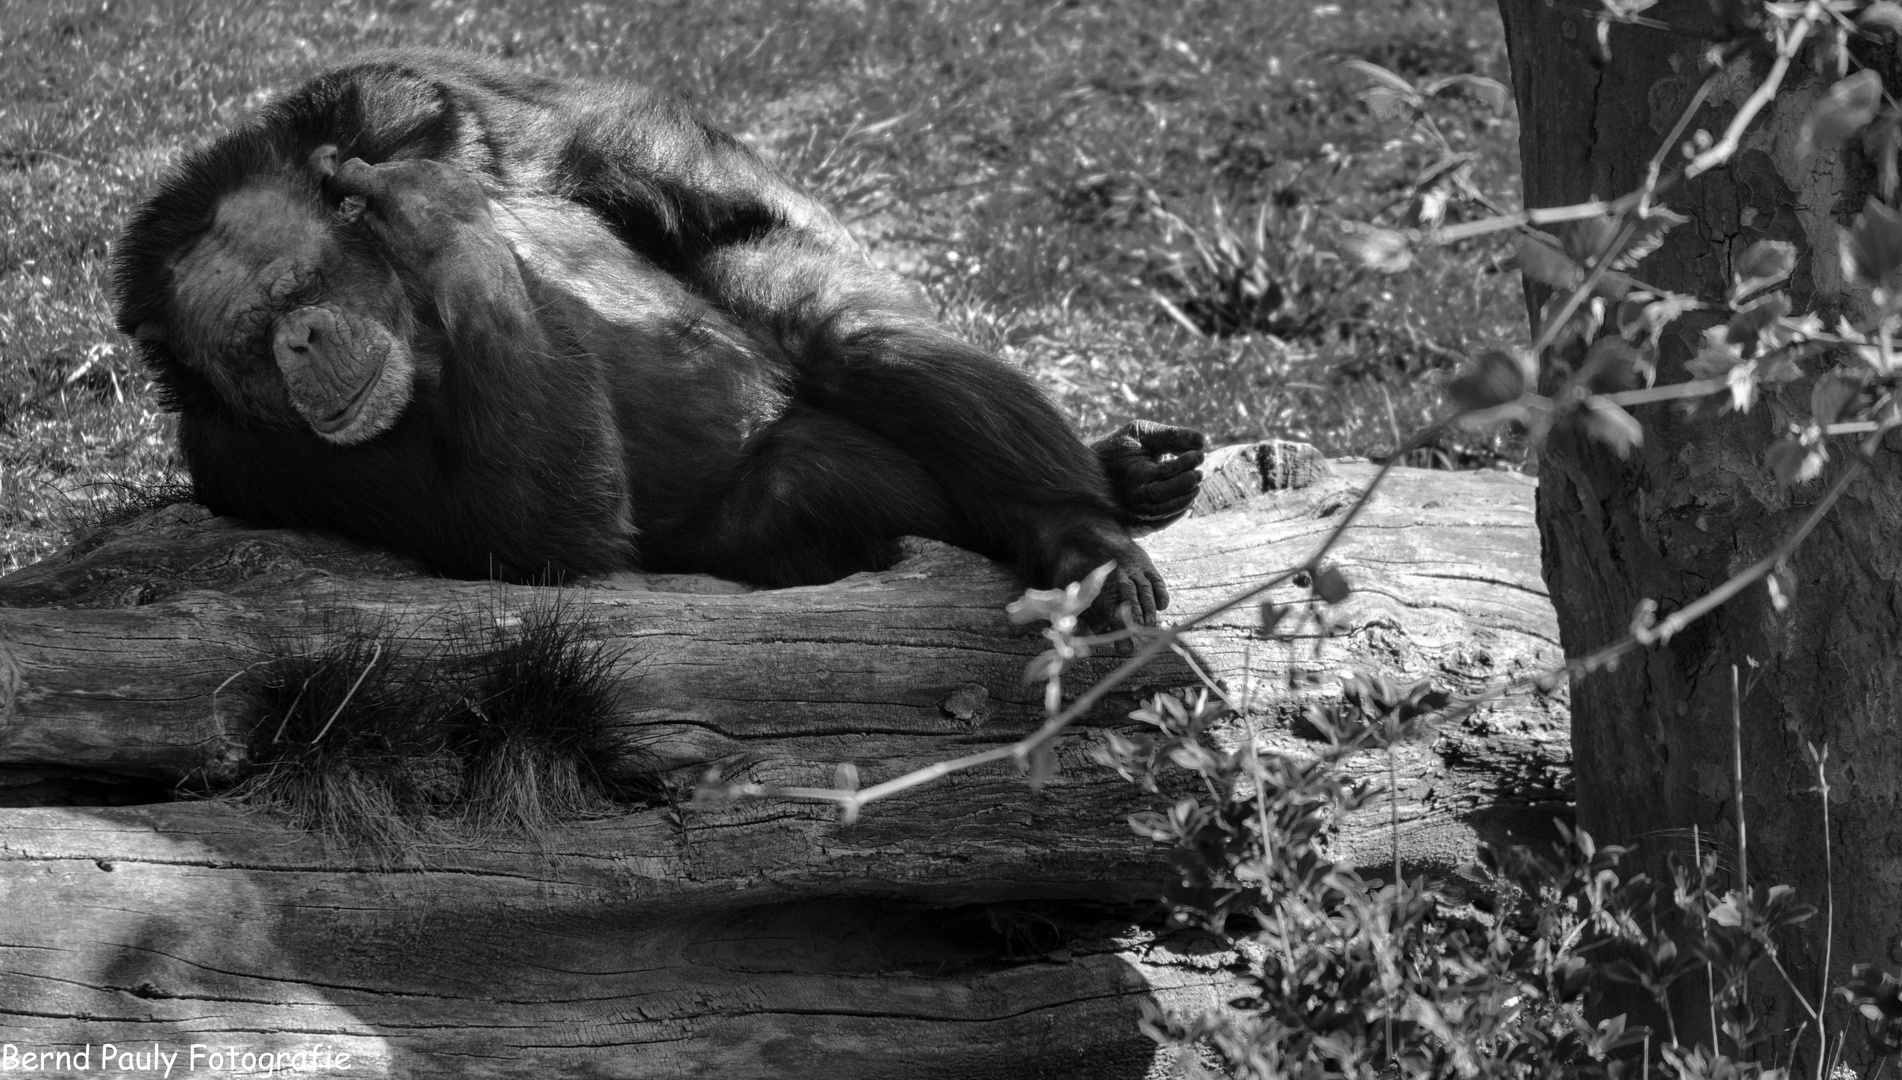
[1641,459,1863,645]
[1732,663,1750,904]
[1601,379,1728,407]
[1769,952,1824,1024]
[1816,744,1836,1080]
[1641,67,1723,214]
[1532,216,1639,356]
[1684,3,1820,180]
[732,428,1439,815]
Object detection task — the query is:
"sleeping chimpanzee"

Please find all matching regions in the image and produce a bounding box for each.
[113,49,1205,624]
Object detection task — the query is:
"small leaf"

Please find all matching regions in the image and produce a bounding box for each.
[1128,810,1172,840]
[1811,372,1864,425]
[1359,85,1418,122]
[1407,185,1448,229]
[1732,239,1796,301]
[1618,291,1698,343]
[1448,347,1530,411]
[1517,236,1582,289]
[1541,292,1605,349]
[1686,331,1746,378]
[1798,71,1883,161]
[1582,336,1653,393]
[1767,566,1795,613]
[1864,114,1902,204]
[834,762,860,792]
[1581,397,1643,458]
[1313,565,1351,604]
[1811,25,1851,83]
[1005,563,1114,626]
[1615,206,1691,270]
[1841,198,1902,304]
[1593,269,1636,300]
[1760,355,1803,384]
[1022,648,1063,686]
[1339,58,1417,95]
[1765,437,1827,484]
[1006,586,1069,626]
[1725,291,1792,351]
[1560,215,1619,267]
[1727,361,1758,413]
[1426,73,1512,114]
[1708,894,1744,927]
[1860,2,1902,34]
[1339,224,1414,273]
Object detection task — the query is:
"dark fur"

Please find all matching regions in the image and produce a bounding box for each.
[115,50,1195,618]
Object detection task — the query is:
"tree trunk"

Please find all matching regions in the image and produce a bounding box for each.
[1497,0,1902,1053]
[0,447,1568,1076]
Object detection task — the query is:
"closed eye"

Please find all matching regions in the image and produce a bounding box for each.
[280,272,327,307]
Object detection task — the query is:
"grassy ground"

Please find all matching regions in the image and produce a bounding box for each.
[0,0,1527,574]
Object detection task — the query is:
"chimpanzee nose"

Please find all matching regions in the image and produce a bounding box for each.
[273,307,337,376]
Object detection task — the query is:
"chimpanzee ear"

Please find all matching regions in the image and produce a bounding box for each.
[133,322,168,343]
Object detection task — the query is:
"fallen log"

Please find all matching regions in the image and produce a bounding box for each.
[0,446,1567,1077]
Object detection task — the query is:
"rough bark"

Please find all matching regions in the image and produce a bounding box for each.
[1498,0,1902,1053]
[0,446,1567,1077]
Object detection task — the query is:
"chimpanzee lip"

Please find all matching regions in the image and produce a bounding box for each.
[309,360,384,435]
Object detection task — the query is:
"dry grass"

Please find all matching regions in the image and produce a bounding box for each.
[229,599,640,856]
[0,0,1527,573]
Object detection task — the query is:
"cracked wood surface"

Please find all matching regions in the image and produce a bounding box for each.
[0,449,1567,1076]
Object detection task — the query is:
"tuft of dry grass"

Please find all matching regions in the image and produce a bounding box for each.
[0,0,1527,573]
[227,598,642,858]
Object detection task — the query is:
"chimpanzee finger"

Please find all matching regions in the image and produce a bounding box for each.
[1136,466,1202,502]
[1147,448,1205,478]
[1132,492,1196,522]
[1149,567,1170,612]
[1130,567,1159,626]
[328,157,396,201]
[1130,421,1208,455]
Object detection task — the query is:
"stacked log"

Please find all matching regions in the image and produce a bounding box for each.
[0,447,1566,1078]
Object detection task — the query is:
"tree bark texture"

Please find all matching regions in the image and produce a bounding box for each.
[1498,0,1902,1048]
[0,448,1567,1076]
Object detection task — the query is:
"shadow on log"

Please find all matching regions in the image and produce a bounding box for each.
[0,444,1567,1077]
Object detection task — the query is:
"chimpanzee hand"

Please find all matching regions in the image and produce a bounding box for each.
[1092,421,1207,530]
[1046,519,1171,643]
[320,150,500,270]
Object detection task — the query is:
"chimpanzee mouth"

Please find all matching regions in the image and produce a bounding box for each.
[309,361,385,438]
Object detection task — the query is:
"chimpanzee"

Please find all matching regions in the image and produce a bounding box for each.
[114,49,1204,623]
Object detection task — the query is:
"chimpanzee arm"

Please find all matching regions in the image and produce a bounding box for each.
[321,156,632,575]
[698,236,1174,624]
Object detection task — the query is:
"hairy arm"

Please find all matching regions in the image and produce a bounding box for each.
[324,156,633,575]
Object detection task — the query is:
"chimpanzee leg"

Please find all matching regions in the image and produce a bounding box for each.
[637,406,974,588]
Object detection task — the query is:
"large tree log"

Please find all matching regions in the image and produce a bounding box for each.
[0,448,1567,1078]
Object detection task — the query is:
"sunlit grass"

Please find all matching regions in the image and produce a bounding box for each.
[0,0,1526,573]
